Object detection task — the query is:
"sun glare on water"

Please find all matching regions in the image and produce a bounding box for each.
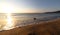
[3,13,14,30]
[2,3,15,30]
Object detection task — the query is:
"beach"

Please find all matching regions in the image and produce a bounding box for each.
[0,0,60,35]
[0,18,60,35]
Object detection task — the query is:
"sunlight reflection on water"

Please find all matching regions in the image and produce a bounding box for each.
[2,13,15,30]
[0,13,15,30]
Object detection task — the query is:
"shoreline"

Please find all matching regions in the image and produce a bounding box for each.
[0,18,60,31]
[0,18,60,35]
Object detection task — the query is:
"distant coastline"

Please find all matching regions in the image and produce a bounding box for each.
[45,10,60,14]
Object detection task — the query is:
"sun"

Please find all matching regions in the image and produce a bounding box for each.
[2,6,14,13]
[1,2,14,13]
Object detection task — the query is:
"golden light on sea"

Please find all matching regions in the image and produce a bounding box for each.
[3,13,14,30]
[1,3,15,30]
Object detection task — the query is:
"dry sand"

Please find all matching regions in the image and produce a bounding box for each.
[0,18,60,35]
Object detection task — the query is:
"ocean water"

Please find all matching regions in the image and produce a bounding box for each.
[0,13,60,31]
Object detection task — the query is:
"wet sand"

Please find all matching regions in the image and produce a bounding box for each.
[0,18,60,35]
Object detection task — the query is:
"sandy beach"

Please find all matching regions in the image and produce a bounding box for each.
[0,18,60,35]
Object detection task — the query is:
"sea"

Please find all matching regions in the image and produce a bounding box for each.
[0,13,60,31]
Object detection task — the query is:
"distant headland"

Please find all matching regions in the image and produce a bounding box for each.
[45,10,60,13]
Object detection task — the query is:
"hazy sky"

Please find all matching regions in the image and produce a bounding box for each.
[0,0,60,13]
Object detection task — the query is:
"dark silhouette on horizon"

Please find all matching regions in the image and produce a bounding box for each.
[45,10,60,14]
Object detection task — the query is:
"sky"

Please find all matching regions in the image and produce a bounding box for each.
[0,0,60,13]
